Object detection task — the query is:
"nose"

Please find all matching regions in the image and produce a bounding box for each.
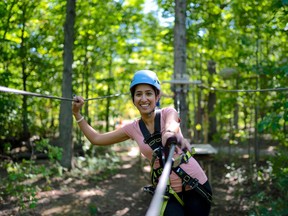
[141,94,147,101]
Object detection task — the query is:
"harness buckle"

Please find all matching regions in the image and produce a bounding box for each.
[189,178,199,189]
[152,147,160,158]
[143,185,155,195]
[182,175,199,189]
[183,175,191,183]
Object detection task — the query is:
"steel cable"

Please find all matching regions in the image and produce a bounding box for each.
[0,86,128,101]
[198,85,288,93]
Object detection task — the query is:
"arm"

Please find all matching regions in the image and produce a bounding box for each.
[162,108,191,151]
[161,108,180,145]
[72,96,130,146]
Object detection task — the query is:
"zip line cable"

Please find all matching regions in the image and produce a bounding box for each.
[0,86,129,101]
[199,85,288,93]
[85,93,129,101]
[1,85,287,103]
[146,144,176,216]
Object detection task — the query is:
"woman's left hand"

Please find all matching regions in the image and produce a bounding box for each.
[162,131,192,152]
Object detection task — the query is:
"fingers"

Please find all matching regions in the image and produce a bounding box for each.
[73,95,84,104]
[166,136,177,147]
[72,96,85,114]
[163,133,191,153]
[180,139,192,152]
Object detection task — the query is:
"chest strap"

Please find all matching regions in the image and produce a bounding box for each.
[139,110,165,168]
[139,110,161,150]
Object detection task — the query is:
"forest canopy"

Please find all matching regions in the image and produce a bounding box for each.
[0,0,287,144]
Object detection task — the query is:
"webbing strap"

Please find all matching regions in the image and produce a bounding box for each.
[159,183,184,216]
[139,110,161,136]
[173,166,213,203]
[139,110,165,170]
[139,110,161,151]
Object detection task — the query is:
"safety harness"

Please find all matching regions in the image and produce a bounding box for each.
[140,110,212,215]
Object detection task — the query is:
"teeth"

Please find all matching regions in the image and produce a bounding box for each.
[141,104,149,107]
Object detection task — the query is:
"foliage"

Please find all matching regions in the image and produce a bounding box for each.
[0,139,63,212]
[248,147,288,215]
[0,139,124,213]
[0,0,286,143]
[0,0,287,213]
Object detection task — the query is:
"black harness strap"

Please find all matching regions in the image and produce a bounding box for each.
[139,110,164,166]
[173,166,213,203]
[139,110,161,150]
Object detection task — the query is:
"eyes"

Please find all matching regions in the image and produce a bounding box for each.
[135,91,154,98]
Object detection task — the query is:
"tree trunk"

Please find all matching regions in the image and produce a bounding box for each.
[233,78,239,130]
[58,0,76,169]
[174,0,189,138]
[195,88,203,142]
[20,3,30,140]
[194,53,203,143]
[105,51,113,132]
[207,60,217,142]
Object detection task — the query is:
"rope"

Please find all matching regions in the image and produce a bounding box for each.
[2,84,286,102]
[0,86,128,101]
[199,85,288,93]
[85,93,129,101]
[146,144,176,216]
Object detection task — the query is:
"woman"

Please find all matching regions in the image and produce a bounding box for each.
[72,70,212,216]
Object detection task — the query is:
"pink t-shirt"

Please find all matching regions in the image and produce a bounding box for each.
[121,107,207,193]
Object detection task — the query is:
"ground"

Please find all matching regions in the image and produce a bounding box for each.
[0,142,273,216]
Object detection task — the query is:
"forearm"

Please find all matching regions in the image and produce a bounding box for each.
[165,121,180,134]
[164,111,180,134]
[73,113,129,146]
[73,113,101,145]
[72,96,129,145]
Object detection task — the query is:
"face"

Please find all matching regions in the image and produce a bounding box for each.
[133,84,159,115]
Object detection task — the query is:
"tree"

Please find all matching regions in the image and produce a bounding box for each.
[207,60,217,141]
[174,0,189,138]
[58,0,76,169]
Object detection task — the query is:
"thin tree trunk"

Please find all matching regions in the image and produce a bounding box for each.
[59,0,76,169]
[105,50,113,132]
[207,60,217,142]
[174,0,189,138]
[20,2,29,140]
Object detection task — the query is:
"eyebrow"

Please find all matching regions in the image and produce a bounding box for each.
[135,89,153,93]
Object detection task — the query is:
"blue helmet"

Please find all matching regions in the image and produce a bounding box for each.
[130,70,161,92]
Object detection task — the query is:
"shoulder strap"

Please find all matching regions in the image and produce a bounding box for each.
[154,110,161,133]
[139,119,151,141]
[139,110,161,139]
[139,110,162,150]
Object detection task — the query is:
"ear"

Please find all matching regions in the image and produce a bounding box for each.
[156,94,161,106]
[158,91,162,100]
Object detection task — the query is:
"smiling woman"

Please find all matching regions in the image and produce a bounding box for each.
[72,70,212,216]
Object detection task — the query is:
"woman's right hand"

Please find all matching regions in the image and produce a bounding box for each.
[72,96,85,116]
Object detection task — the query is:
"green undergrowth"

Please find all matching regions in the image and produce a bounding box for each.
[0,139,130,214]
[213,146,288,216]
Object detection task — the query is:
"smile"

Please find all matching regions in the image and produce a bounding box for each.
[140,104,150,108]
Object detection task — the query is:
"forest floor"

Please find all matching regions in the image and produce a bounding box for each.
[0,141,275,216]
